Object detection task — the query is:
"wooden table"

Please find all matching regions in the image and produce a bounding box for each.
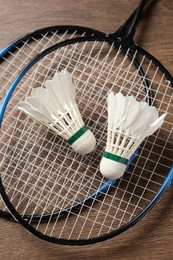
[0,0,173,259]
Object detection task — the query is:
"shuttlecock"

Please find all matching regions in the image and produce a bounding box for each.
[18,70,96,155]
[100,91,166,180]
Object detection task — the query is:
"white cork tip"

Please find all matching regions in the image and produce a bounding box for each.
[71,129,96,155]
[100,157,126,180]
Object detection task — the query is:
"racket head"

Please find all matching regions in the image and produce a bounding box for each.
[0,34,172,245]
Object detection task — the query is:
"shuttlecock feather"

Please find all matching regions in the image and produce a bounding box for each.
[18,70,96,155]
[100,91,166,180]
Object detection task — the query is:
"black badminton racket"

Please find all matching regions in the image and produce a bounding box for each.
[0,0,173,245]
[0,2,148,220]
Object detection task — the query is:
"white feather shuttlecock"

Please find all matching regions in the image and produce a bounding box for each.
[100,91,167,180]
[18,70,96,155]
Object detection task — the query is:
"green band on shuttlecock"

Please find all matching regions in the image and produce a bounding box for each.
[103,151,128,165]
[67,125,88,145]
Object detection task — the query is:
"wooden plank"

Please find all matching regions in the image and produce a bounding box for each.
[0,0,172,259]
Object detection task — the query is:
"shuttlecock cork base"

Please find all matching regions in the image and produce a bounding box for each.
[18,70,96,155]
[67,125,96,155]
[100,91,166,180]
[100,152,128,180]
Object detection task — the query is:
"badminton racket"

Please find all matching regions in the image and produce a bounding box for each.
[0,2,148,220]
[0,0,173,245]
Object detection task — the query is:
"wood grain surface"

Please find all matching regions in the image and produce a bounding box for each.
[0,0,173,259]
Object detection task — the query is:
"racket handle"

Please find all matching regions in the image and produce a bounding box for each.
[111,0,150,41]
